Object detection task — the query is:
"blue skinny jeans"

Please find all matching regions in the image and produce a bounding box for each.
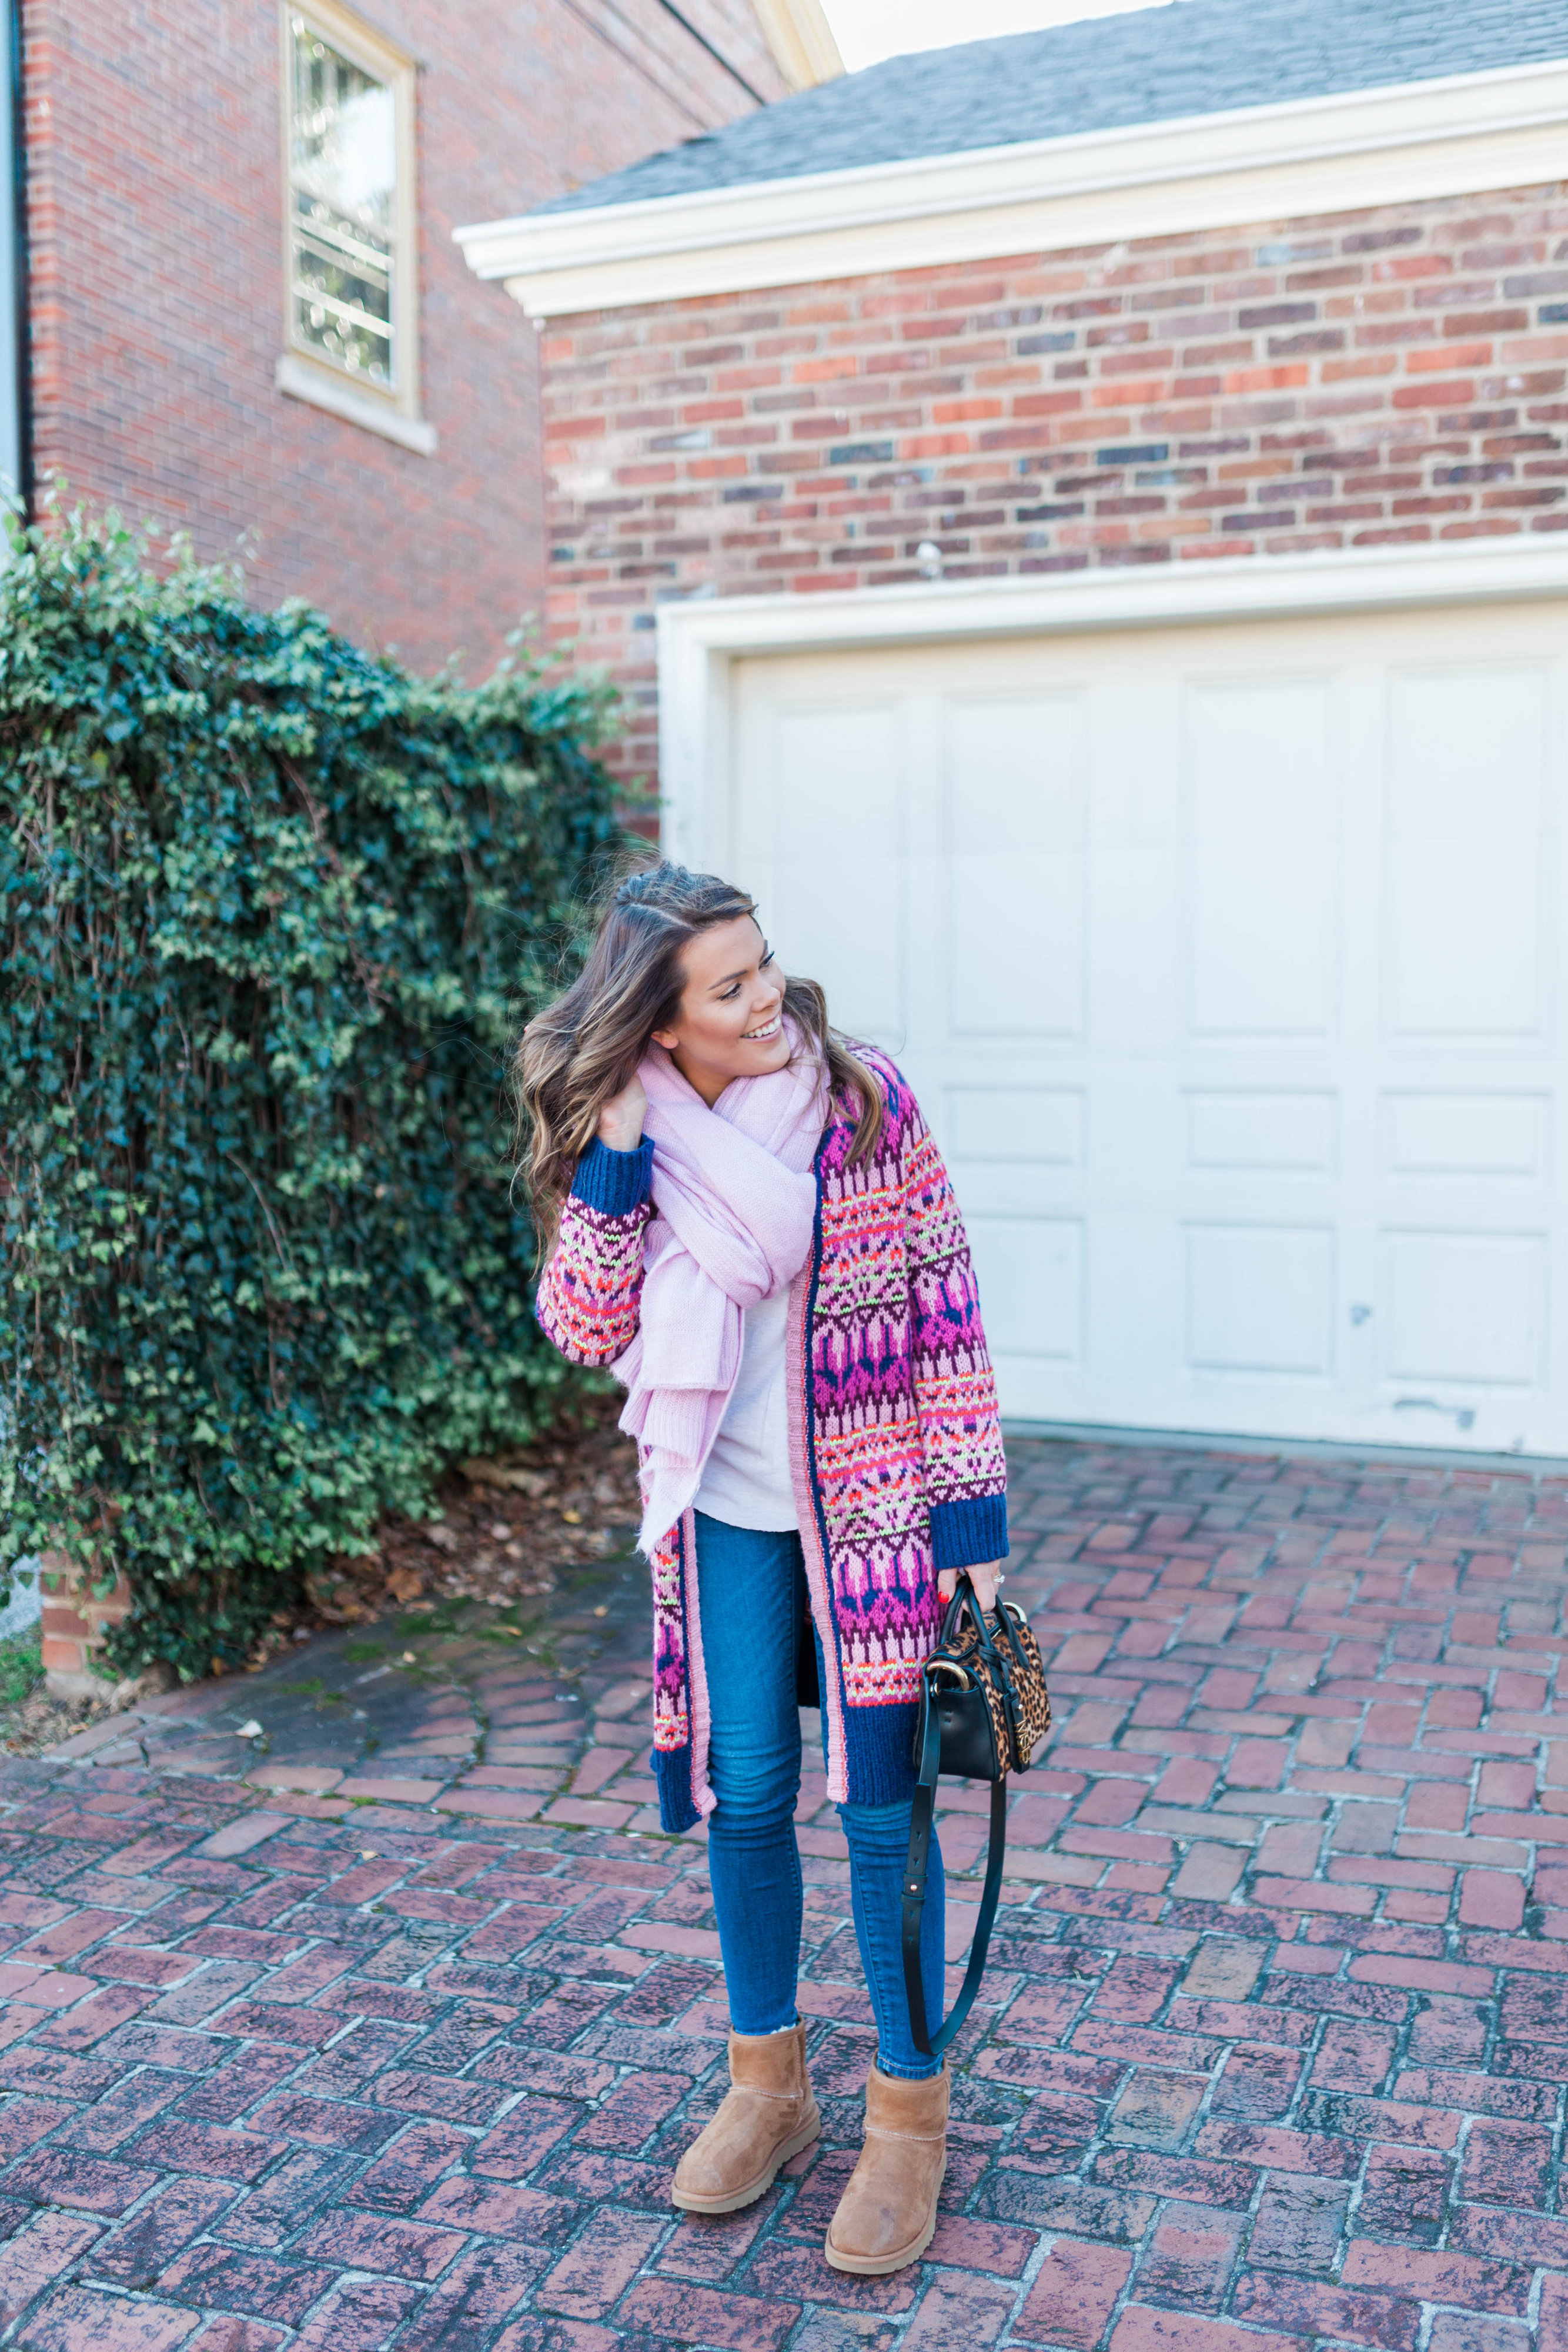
[693,1508,944,2081]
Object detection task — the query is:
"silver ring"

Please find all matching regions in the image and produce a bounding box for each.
[995,1573,1007,1585]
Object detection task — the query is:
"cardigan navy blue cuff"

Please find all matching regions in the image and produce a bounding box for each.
[570,1135,654,1217]
[930,1492,1010,1571]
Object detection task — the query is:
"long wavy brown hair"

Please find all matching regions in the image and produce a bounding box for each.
[515,860,884,1251]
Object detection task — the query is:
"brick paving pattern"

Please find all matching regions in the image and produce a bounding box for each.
[3,1433,1568,2348]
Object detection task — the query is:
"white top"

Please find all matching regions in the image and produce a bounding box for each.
[692,1285,799,1532]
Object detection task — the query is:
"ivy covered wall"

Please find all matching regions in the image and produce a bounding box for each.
[0,513,622,1681]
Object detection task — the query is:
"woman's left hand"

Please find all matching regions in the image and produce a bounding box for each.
[937,1560,1004,1613]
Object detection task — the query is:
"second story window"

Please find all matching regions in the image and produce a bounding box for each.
[290,18,396,385]
[276,1,430,451]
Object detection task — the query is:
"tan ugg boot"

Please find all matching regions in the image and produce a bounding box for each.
[671,2020,820,2214]
[824,2062,948,2275]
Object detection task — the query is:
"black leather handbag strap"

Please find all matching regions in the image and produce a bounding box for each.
[938,1576,999,1654]
[901,1679,1009,2059]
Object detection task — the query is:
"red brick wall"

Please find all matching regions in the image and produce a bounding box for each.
[540,181,1568,783]
[21,0,788,677]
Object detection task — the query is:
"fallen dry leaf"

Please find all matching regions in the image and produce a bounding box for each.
[459,1458,551,1497]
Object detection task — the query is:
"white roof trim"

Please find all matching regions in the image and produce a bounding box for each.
[455,54,1568,316]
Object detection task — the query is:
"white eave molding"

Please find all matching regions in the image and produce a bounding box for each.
[456,54,1568,316]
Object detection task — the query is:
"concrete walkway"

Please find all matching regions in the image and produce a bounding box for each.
[1,1434,1566,2350]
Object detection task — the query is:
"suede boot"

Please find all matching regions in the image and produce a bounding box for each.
[824,2062,948,2274]
[671,2020,820,2214]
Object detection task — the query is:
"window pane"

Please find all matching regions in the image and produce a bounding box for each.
[290,18,396,386]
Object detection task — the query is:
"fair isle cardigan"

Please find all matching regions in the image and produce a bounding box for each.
[536,1052,1009,1832]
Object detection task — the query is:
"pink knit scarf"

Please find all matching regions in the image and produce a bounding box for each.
[614,1033,825,1555]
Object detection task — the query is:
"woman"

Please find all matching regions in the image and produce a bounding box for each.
[517,862,1008,2277]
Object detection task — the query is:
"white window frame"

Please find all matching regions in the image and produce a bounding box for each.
[276,0,433,455]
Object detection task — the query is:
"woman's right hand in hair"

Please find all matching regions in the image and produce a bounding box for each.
[597,1073,648,1153]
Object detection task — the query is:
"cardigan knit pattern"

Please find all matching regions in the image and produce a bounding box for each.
[536,1052,1009,1831]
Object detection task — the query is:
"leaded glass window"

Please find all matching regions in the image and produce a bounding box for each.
[288,15,398,388]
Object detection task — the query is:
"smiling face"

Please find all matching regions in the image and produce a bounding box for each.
[650,913,790,1107]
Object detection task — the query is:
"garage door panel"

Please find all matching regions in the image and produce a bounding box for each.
[955,1165,1074,1220]
[945,692,1088,1040]
[1380,1230,1547,1388]
[945,1085,1085,1168]
[1385,666,1550,1040]
[1185,1090,1338,1176]
[965,1215,1083,1363]
[1185,677,1338,1040]
[1381,1091,1549,1180]
[730,603,1568,1453]
[768,701,904,1045]
[1386,840,1544,1038]
[1184,1224,1337,1378]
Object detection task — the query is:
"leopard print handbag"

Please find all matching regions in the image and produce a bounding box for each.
[902,1575,1052,2058]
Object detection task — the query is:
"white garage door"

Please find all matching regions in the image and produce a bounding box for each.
[727,601,1568,1455]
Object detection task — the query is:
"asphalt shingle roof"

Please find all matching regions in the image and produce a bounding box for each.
[535,0,1568,215]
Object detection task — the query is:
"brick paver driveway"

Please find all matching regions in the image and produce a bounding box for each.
[2,1434,1567,2351]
